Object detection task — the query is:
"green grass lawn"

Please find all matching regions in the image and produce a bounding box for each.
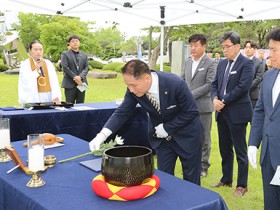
[0,71,264,209]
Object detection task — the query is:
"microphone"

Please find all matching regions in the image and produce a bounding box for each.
[37,59,45,77]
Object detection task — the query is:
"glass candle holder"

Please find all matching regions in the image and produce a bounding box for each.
[26,134,45,187]
[0,118,12,162]
[27,134,45,172]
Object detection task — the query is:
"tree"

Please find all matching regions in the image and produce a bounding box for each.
[14,13,51,49]
[94,27,124,59]
[119,38,137,55]
[149,26,173,69]
[15,14,102,61]
[40,16,101,61]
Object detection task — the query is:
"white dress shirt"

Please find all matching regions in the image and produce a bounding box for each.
[272,70,280,107]
[148,72,160,106]
[191,53,205,78]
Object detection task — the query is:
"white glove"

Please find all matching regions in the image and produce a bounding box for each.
[89,128,112,151]
[248,145,258,169]
[155,123,168,138]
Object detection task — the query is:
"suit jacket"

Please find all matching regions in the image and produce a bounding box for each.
[211,53,254,123]
[104,71,204,153]
[61,50,89,89]
[249,69,280,170]
[182,54,217,113]
[250,56,264,99]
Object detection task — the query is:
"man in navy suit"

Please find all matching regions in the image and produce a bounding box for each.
[89,59,204,185]
[210,31,254,196]
[248,28,280,210]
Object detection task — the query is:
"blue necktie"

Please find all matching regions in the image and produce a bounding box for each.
[220,60,233,98]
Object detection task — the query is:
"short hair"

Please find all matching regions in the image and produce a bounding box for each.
[189,34,207,45]
[67,34,80,43]
[29,40,43,50]
[244,40,258,49]
[266,28,280,42]
[121,59,151,79]
[220,31,240,45]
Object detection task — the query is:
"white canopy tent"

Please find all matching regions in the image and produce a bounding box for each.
[2,0,280,69]
[3,0,280,27]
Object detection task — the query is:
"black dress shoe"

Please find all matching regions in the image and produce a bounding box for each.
[210,181,232,188]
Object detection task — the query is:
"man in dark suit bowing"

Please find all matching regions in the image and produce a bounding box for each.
[210,31,254,196]
[248,28,280,210]
[89,59,204,185]
[61,34,89,103]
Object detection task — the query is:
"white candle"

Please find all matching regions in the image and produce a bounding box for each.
[28,145,45,172]
[0,129,11,149]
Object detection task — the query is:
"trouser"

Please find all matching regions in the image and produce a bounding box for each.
[217,114,248,187]
[64,87,85,104]
[156,138,201,186]
[200,112,212,171]
[262,146,280,210]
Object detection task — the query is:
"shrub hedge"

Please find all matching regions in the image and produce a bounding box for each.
[102,62,124,72]
[0,64,9,72]
[155,64,171,72]
[89,60,104,69]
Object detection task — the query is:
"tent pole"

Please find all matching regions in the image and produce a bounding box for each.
[160,24,164,71]
[160,6,165,72]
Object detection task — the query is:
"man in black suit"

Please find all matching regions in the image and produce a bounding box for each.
[210,31,254,196]
[244,40,264,110]
[89,59,204,185]
[61,35,89,103]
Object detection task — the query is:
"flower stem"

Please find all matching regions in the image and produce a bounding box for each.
[58,151,94,163]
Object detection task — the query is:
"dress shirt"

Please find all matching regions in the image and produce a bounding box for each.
[191,53,205,78]
[148,72,160,106]
[272,70,280,107]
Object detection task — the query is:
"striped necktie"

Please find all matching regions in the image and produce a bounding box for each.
[220,60,234,97]
[146,92,160,114]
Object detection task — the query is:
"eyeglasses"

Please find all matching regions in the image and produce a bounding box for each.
[221,45,235,50]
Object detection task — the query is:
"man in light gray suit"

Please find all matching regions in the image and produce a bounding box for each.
[248,28,280,210]
[182,34,217,178]
[244,40,264,110]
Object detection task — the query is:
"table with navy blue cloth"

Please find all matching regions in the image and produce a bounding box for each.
[0,134,228,210]
[0,102,150,148]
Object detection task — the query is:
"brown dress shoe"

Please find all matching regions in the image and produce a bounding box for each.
[210,181,232,188]
[233,187,248,196]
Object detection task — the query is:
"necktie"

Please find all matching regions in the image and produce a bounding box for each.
[146,92,160,114]
[220,60,233,98]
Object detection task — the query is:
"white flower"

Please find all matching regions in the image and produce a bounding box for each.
[114,135,124,145]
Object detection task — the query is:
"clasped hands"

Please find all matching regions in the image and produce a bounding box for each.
[73,76,82,85]
[213,98,225,112]
[154,123,168,138]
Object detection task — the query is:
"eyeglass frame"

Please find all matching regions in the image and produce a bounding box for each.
[221,44,235,50]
